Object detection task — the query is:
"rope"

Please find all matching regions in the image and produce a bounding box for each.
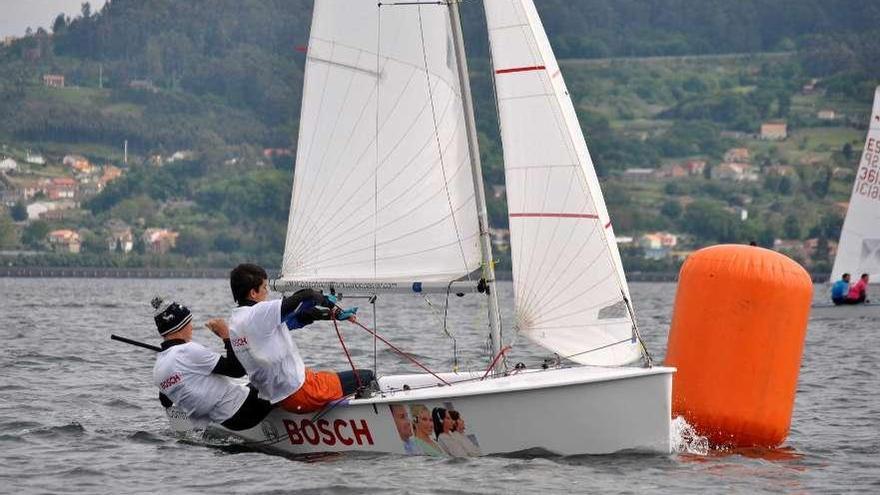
[622,291,653,367]
[556,337,633,362]
[415,3,473,279]
[481,345,510,380]
[332,316,364,390]
[348,319,452,386]
[421,281,459,371]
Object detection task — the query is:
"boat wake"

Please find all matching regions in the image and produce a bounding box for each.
[670,416,709,456]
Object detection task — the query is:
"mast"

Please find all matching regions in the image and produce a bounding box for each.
[447,1,503,362]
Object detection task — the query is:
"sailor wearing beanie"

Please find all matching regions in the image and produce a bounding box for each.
[151,297,273,430]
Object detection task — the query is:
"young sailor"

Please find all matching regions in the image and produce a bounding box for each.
[227,263,374,414]
[831,273,851,305]
[845,273,870,304]
[151,297,273,430]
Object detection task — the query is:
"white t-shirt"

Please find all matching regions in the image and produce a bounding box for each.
[228,299,306,403]
[153,342,249,425]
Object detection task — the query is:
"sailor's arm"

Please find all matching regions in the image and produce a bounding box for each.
[206,319,246,378]
[280,289,334,320]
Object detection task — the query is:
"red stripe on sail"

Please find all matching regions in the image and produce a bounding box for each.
[510,213,599,219]
[495,65,546,74]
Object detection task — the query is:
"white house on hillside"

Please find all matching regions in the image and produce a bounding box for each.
[0,158,17,172]
[25,152,45,165]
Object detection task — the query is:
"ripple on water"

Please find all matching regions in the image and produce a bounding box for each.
[103,398,142,410]
[2,279,879,493]
[26,422,86,438]
[63,466,106,477]
[128,430,166,444]
[0,420,43,430]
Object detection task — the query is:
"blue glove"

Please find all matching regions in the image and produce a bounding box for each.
[322,294,338,308]
[335,306,358,320]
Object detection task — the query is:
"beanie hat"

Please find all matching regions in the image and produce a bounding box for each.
[151,296,193,336]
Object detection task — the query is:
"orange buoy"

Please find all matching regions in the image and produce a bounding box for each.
[665,244,812,447]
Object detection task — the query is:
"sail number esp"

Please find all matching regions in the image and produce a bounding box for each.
[856,138,880,200]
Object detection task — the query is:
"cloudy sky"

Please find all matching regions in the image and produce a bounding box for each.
[0,0,108,37]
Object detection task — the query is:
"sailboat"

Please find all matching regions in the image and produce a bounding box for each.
[178,0,675,456]
[830,86,880,285]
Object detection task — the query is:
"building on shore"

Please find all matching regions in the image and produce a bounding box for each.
[638,232,678,260]
[142,228,179,254]
[711,162,759,182]
[43,74,65,88]
[47,229,81,253]
[108,225,134,253]
[760,121,788,140]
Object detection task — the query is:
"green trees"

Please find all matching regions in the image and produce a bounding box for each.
[660,200,682,220]
[10,202,27,222]
[0,212,16,249]
[681,201,741,243]
[21,221,50,249]
[783,215,802,240]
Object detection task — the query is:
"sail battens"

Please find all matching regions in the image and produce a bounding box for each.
[496,65,546,74]
[308,55,382,77]
[506,163,577,170]
[283,1,480,283]
[510,212,599,219]
[486,0,640,366]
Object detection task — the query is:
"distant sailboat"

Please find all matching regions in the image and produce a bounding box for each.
[831,86,880,282]
[176,0,675,456]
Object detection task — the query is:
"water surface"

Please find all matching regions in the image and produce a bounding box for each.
[1,279,877,493]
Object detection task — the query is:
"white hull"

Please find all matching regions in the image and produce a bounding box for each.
[181,366,674,457]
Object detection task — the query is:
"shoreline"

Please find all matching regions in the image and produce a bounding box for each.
[0,267,679,281]
[0,267,830,283]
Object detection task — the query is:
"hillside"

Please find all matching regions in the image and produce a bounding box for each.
[0,0,879,272]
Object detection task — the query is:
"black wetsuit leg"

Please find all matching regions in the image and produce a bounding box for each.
[220,385,273,431]
[337,369,375,395]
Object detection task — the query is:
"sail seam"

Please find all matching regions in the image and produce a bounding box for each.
[301,195,478,268]
[297,100,467,258]
[498,92,556,102]
[288,47,383,255]
[299,233,481,272]
[288,70,445,263]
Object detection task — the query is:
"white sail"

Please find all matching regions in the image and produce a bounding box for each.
[484,0,641,366]
[281,1,481,283]
[832,86,880,282]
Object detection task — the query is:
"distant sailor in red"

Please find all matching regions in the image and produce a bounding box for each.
[845,273,870,304]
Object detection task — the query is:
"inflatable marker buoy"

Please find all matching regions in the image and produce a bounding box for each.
[665,244,812,447]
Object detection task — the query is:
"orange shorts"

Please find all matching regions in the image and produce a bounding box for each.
[279,369,343,414]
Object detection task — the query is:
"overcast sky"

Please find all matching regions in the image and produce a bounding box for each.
[0,0,108,37]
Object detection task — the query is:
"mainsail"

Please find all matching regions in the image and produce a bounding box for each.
[484,0,642,366]
[281,1,481,284]
[832,86,880,282]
